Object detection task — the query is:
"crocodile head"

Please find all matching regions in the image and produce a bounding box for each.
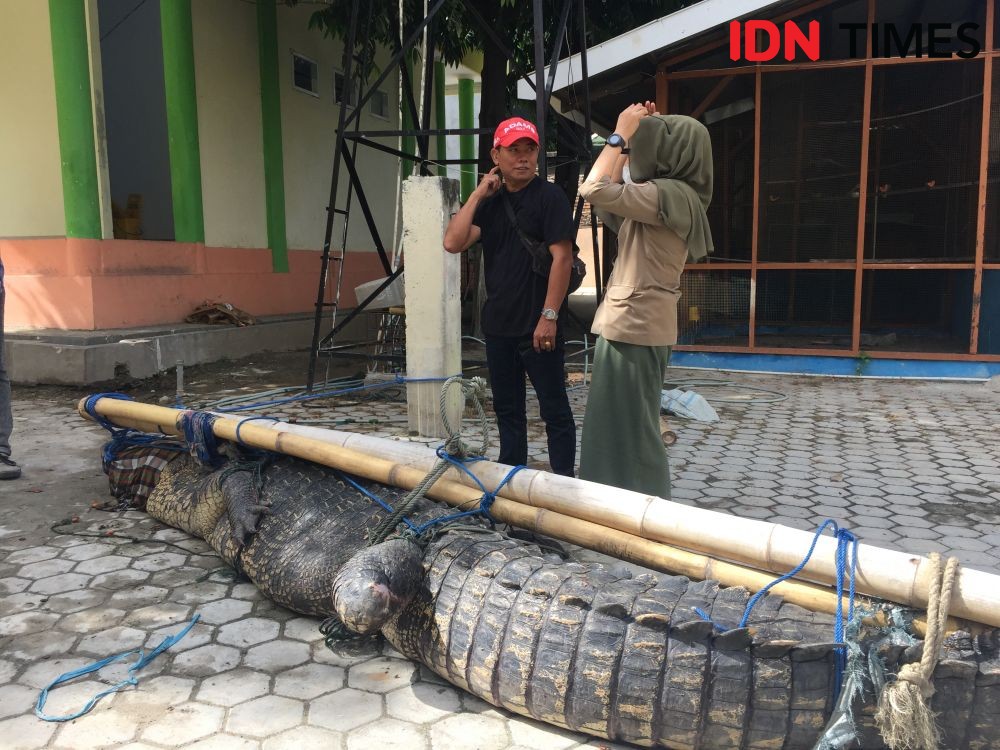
[332,538,425,635]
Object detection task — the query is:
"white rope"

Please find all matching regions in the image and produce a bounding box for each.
[875,552,961,750]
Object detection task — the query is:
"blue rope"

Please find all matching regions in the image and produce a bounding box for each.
[735,519,860,704]
[738,519,840,628]
[336,471,417,532]
[692,607,729,632]
[36,614,200,722]
[178,411,224,467]
[234,416,280,444]
[409,462,527,535]
[83,393,184,467]
[214,374,459,414]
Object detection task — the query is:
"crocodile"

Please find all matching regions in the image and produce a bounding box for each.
[124,449,999,749]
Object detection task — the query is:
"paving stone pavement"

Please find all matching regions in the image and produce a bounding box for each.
[0,366,998,749]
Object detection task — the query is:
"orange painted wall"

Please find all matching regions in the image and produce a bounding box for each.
[0,238,388,331]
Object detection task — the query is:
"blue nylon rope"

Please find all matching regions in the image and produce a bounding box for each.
[410,462,527,535]
[336,471,418,532]
[234,415,280,444]
[734,519,859,704]
[36,614,200,722]
[83,393,184,466]
[215,374,459,414]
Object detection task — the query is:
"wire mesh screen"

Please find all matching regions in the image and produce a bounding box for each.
[758,68,864,262]
[755,270,855,349]
[980,271,1000,354]
[672,76,755,262]
[865,61,984,262]
[861,270,972,353]
[677,271,750,345]
[986,63,1000,261]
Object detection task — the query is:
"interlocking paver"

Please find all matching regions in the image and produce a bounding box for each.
[244,639,312,672]
[140,701,226,745]
[348,657,418,693]
[196,667,271,707]
[275,663,345,699]
[227,695,305,737]
[218,617,281,647]
[172,644,242,677]
[262,726,343,750]
[431,714,509,750]
[5,364,1000,750]
[386,682,462,723]
[310,688,384,731]
[198,598,254,625]
[347,718,428,750]
[51,709,139,749]
[0,713,59,750]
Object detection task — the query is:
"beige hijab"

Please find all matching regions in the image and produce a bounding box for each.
[628,114,714,262]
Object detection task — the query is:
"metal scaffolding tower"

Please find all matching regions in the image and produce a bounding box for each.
[305,0,597,390]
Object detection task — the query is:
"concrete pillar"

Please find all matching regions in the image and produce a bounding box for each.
[402,176,462,438]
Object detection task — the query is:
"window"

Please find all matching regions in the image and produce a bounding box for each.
[334,71,358,107]
[370,89,390,119]
[292,52,318,96]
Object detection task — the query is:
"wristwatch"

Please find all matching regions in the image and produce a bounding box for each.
[606,133,628,152]
[540,308,558,321]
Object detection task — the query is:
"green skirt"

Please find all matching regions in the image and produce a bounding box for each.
[579,336,671,498]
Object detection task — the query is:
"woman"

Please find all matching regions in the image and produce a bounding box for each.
[578,102,713,497]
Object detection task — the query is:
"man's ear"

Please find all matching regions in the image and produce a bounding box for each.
[490,148,500,166]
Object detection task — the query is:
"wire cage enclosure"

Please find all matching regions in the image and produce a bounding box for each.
[658,0,1000,360]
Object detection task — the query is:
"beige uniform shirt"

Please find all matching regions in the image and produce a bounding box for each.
[578,177,688,346]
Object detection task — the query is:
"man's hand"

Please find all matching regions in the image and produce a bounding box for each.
[533,318,557,353]
[474,166,502,199]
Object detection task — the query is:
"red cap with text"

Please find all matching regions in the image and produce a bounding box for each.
[493,117,539,148]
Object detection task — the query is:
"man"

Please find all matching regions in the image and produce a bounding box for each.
[0,256,19,480]
[443,117,576,476]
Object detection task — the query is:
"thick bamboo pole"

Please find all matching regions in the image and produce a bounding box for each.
[230,422,1000,630]
[80,398,1000,628]
[81,397,852,618]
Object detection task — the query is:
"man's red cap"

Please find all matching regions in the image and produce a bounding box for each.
[493,117,539,148]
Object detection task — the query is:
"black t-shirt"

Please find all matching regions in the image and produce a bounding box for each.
[471,177,575,337]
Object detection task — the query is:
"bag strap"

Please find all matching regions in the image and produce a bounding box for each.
[501,189,543,256]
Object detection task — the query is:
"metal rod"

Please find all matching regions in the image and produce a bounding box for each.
[307,0,361,392]
[319,266,405,349]
[970,0,994,354]
[341,143,391,273]
[850,0,876,355]
[534,0,546,175]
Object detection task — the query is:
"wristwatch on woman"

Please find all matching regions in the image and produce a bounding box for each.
[606,133,629,153]
[541,308,558,321]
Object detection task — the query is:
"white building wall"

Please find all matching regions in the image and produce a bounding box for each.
[0,2,65,238]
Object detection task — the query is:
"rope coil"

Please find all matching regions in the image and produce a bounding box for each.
[875,552,960,750]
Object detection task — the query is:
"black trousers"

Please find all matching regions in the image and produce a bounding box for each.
[483,335,576,476]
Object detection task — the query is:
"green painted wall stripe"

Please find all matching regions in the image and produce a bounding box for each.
[458,78,475,201]
[161,0,204,243]
[48,0,102,239]
[434,60,446,176]
[256,0,288,272]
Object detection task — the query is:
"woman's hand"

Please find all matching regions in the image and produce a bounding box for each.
[614,103,651,142]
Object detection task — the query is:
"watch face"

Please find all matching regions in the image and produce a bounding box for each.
[608,134,625,148]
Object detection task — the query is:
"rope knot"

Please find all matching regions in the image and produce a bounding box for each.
[895,662,935,700]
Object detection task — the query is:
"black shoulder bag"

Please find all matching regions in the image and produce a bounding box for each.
[501,189,586,295]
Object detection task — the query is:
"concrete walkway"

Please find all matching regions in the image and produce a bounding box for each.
[1,363,998,749]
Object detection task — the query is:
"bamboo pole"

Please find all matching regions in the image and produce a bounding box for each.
[80,398,1000,628]
[81,398,854,616]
